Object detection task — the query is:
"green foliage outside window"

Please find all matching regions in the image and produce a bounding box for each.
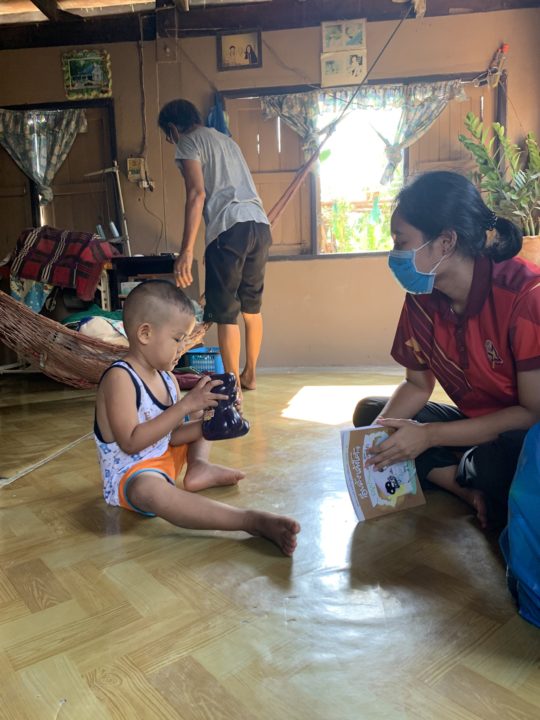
[319,165,403,254]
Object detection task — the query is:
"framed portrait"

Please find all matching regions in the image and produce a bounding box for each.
[321,18,366,52]
[62,49,112,100]
[320,50,367,88]
[217,30,262,71]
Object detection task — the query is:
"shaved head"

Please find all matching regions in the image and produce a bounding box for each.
[123,280,195,339]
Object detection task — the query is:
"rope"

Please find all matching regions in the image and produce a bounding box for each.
[0,432,93,488]
[267,5,413,227]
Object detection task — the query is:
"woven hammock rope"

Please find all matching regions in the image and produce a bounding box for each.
[0,289,208,389]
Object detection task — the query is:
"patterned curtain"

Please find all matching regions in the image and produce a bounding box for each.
[0,108,87,204]
[378,80,467,184]
[261,91,320,156]
[261,80,467,181]
[319,84,406,112]
[262,85,408,159]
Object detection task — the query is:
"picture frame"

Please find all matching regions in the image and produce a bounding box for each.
[217,30,262,71]
[321,18,366,52]
[320,50,367,88]
[62,49,112,100]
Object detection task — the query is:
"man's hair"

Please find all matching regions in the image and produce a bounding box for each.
[123,280,195,337]
[158,99,202,134]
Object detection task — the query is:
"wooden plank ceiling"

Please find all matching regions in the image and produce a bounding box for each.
[0,0,539,49]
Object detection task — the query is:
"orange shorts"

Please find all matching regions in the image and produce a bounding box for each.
[118,444,188,516]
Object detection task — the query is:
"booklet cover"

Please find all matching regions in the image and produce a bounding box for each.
[340,425,425,521]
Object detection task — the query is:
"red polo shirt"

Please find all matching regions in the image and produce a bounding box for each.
[391,255,540,418]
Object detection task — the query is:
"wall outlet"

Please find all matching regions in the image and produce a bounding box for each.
[127,157,145,182]
[127,157,154,190]
[139,178,155,191]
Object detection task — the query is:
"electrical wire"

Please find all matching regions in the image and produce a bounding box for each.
[144,190,165,253]
[136,12,168,252]
[137,14,149,156]
[498,80,526,135]
[177,42,219,94]
[261,38,319,88]
[320,4,414,139]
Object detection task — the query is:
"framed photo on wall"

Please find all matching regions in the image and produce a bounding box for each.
[217,30,262,71]
[320,50,367,88]
[321,19,366,52]
[62,49,112,99]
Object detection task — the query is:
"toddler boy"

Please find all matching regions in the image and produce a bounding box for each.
[94,280,299,555]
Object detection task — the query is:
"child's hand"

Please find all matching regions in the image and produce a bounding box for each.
[182,376,229,414]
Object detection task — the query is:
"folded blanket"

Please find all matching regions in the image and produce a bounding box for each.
[10,226,118,301]
[78,316,128,347]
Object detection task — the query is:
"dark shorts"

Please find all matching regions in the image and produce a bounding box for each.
[353,397,526,529]
[203,221,272,324]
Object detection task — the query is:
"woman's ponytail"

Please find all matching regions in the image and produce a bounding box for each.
[483,216,523,262]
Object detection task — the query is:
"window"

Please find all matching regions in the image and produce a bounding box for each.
[317,104,402,254]
[225,82,492,258]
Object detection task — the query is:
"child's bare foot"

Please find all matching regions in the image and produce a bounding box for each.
[240,371,256,391]
[183,459,245,492]
[245,511,301,556]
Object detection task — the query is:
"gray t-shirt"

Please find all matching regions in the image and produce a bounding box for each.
[174,126,269,246]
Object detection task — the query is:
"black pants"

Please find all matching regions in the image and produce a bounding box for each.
[353,397,526,529]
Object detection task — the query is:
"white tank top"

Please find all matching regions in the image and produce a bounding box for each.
[94,360,178,507]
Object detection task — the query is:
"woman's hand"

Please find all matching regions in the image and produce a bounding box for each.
[366,418,432,470]
[182,376,228,415]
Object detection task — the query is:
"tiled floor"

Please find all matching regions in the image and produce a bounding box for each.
[1,369,539,720]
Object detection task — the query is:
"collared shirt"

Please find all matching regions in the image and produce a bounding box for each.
[174,126,268,246]
[391,255,540,418]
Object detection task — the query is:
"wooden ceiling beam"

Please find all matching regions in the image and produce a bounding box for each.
[0,11,156,48]
[154,0,540,34]
[1,0,539,49]
[30,0,76,21]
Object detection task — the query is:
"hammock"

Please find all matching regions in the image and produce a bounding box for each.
[0,289,208,389]
[0,151,320,391]
[0,150,325,390]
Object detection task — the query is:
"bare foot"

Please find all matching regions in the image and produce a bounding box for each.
[240,371,256,391]
[246,511,301,556]
[183,459,245,492]
[470,489,488,529]
[459,486,488,529]
[235,386,244,413]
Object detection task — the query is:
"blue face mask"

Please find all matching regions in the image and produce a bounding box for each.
[388,241,446,295]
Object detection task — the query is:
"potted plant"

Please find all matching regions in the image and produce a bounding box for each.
[458,111,540,264]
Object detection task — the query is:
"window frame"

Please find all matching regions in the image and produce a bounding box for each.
[220,71,503,261]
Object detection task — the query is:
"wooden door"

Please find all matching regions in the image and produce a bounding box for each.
[40,106,118,236]
[0,147,33,260]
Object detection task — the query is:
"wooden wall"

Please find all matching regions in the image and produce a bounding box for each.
[0,8,538,367]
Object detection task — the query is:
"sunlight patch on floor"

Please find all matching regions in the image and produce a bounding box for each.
[281,385,398,426]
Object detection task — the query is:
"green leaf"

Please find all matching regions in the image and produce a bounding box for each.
[319,149,331,163]
[458,112,540,235]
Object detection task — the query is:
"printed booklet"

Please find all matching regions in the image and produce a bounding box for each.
[340,425,425,521]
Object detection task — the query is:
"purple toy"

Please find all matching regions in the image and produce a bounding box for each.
[202,372,250,441]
